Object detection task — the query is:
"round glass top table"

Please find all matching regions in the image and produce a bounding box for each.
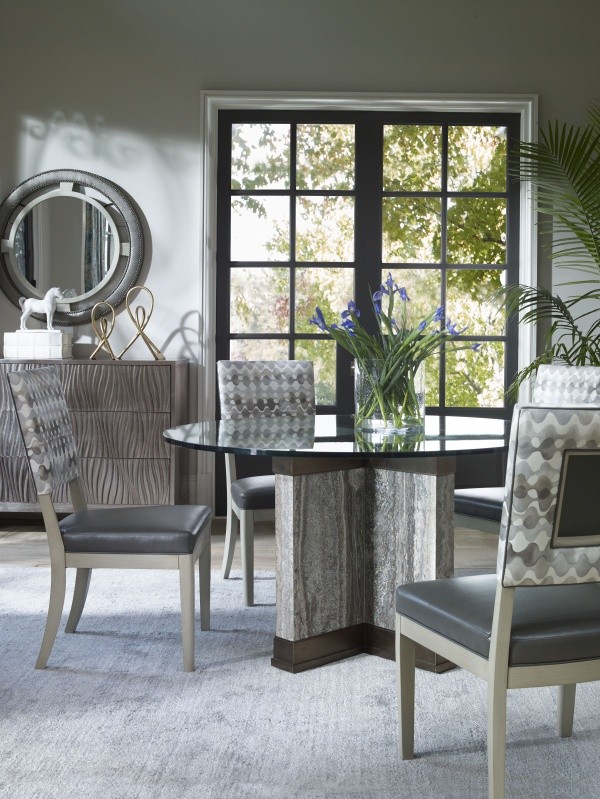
[164,414,510,673]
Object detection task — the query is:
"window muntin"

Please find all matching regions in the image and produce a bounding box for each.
[218,113,518,414]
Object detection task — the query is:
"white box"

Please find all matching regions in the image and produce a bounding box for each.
[3,330,73,359]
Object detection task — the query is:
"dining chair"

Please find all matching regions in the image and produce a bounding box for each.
[453,364,600,535]
[8,366,212,672]
[216,359,315,606]
[396,400,600,799]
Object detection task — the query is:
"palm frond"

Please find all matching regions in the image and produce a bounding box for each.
[506,102,600,394]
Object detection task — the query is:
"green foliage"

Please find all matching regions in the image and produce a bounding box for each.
[229,121,510,407]
[505,102,600,397]
[312,281,475,426]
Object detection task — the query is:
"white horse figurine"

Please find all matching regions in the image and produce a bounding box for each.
[19,287,64,331]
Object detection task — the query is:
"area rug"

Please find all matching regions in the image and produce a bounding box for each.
[0,567,599,799]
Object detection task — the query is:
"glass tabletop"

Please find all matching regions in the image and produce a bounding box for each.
[164,414,511,458]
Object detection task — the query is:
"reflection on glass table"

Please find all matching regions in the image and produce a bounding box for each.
[165,414,509,458]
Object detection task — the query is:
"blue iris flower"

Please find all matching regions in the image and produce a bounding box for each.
[433,306,445,323]
[341,300,360,319]
[471,343,482,351]
[418,320,427,332]
[341,318,355,331]
[398,287,410,302]
[309,307,327,331]
[447,321,468,336]
[373,299,382,314]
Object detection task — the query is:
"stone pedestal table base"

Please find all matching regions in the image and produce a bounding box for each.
[271,456,456,673]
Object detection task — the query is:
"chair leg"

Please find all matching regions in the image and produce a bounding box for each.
[179,556,195,672]
[36,563,67,669]
[240,510,254,606]
[557,684,576,738]
[487,679,508,799]
[396,615,416,760]
[65,568,92,633]
[221,508,239,579]
[199,540,211,632]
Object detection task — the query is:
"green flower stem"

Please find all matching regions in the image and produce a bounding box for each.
[313,280,475,430]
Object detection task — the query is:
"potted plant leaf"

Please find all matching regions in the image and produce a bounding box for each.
[505,101,600,397]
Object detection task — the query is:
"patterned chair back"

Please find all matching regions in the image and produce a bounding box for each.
[7,367,79,496]
[217,360,315,420]
[533,364,600,404]
[497,403,600,587]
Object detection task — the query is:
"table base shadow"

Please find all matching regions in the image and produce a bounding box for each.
[272,624,454,674]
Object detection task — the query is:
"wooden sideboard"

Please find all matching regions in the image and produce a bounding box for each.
[0,359,188,512]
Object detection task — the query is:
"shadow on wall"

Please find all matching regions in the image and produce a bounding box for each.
[20,111,185,173]
[2,112,202,356]
[161,309,202,362]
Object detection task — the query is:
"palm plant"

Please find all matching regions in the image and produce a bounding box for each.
[506,101,600,396]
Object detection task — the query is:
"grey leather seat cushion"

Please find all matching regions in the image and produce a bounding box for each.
[59,505,212,555]
[396,575,600,666]
[454,487,504,522]
[231,475,275,510]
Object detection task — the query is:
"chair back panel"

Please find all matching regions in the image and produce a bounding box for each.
[498,404,600,587]
[217,360,315,420]
[533,364,600,404]
[7,367,79,496]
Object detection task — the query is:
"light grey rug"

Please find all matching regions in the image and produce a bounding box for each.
[1,567,599,799]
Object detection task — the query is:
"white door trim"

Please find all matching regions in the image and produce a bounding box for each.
[198,91,538,506]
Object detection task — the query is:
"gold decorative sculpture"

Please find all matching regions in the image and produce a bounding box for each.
[117,286,165,361]
[90,302,117,359]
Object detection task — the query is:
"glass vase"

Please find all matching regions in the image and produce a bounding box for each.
[354,358,425,432]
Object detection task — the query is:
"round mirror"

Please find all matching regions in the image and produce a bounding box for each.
[0,170,144,325]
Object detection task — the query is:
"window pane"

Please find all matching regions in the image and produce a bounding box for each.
[446,269,505,336]
[423,352,440,407]
[229,339,289,361]
[296,196,354,262]
[448,126,507,192]
[295,267,354,334]
[383,198,442,263]
[447,198,506,264]
[296,124,355,190]
[383,268,442,329]
[230,267,289,333]
[231,196,290,261]
[295,339,337,405]
[383,125,442,191]
[445,341,504,408]
[231,123,290,190]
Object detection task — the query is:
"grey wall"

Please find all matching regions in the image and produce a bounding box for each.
[2,0,598,495]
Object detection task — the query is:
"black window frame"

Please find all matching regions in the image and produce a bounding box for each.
[216,109,520,420]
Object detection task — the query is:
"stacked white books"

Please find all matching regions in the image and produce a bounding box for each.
[3,329,73,359]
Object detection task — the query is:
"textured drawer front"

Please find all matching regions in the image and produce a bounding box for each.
[71,412,172,459]
[0,457,170,506]
[0,409,172,459]
[0,359,186,508]
[0,410,23,456]
[79,459,170,505]
[0,361,171,411]
[0,457,36,503]
[59,363,171,411]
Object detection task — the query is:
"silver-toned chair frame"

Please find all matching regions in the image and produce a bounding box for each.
[398,401,600,799]
[9,367,211,672]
